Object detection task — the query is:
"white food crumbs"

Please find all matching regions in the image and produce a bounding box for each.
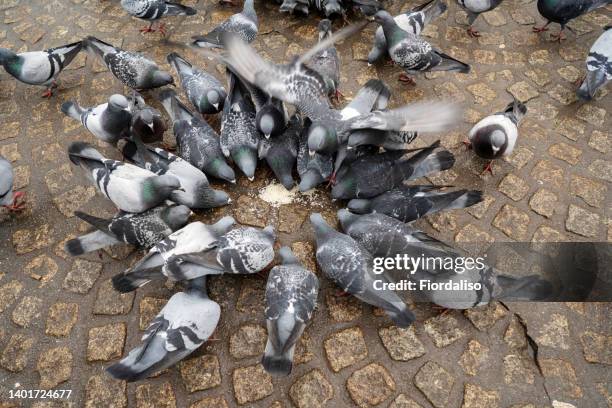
[258,182,323,207]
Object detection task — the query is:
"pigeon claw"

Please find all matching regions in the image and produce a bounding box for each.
[158,23,167,37]
[466,26,481,38]
[331,89,344,103]
[6,191,26,212]
[41,89,53,98]
[326,172,337,188]
[532,24,550,33]
[551,30,566,43]
[398,73,416,85]
[481,161,494,175]
[139,23,156,34]
[462,140,472,150]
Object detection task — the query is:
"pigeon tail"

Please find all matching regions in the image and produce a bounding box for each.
[83,36,116,60]
[64,230,121,256]
[159,89,193,122]
[74,210,112,232]
[504,98,527,125]
[49,41,83,67]
[442,190,484,211]
[67,141,105,165]
[167,52,193,75]
[388,304,416,328]
[261,351,293,376]
[577,69,606,101]
[432,51,471,73]
[164,2,197,16]
[112,267,163,293]
[497,274,553,301]
[190,33,222,49]
[404,149,455,181]
[61,101,84,121]
[418,0,447,23]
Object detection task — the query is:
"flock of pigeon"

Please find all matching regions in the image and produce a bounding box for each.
[0,0,609,382]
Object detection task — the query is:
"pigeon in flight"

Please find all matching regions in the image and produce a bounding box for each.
[534,0,610,42]
[262,247,319,376]
[259,113,301,189]
[61,94,132,146]
[311,213,415,327]
[68,141,182,213]
[466,98,527,174]
[0,41,82,97]
[106,276,220,382]
[306,19,341,101]
[120,0,196,35]
[64,204,192,256]
[0,155,25,212]
[191,0,258,48]
[577,26,611,100]
[84,37,174,89]
[128,92,166,144]
[457,0,503,37]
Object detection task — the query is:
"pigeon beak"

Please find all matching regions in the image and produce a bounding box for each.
[346,145,354,150]
[264,133,271,139]
[213,102,219,110]
[367,63,372,67]
[248,176,255,181]
[229,179,236,184]
[189,210,195,217]
[227,197,232,204]
[177,187,186,192]
[308,149,316,157]
[147,123,154,130]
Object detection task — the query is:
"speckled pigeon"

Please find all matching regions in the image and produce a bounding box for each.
[534,0,610,41]
[259,113,301,189]
[68,141,182,213]
[578,26,612,100]
[159,89,235,183]
[120,0,196,35]
[0,155,25,212]
[65,204,192,256]
[84,36,174,89]
[191,0,258,48]
[311,213,415,327]
[457,0,503,37]
[167,52,227,114]
[0,41,82,97]
[263,247,319,376]
[107,276,220,382]
[128,92,166,144]
[61,94,132,146]
[306,19,341,100]
[216,225,276,274]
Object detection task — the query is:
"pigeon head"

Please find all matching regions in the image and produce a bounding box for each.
[0,48,17,66]
[346,198,372,214]
[212,215,235,236]
[373,10,393,25]
[256,104,285,139]
[209,157,236,184]
[298,169,324,192]
[201,89,225,113]
[472,126,507,160]
[309,213,334,242]
[307,123,337,154]
[267,152,295,189]
[318,19,333,40]
[278,246,300,265]
[337,209,361,231]
[150,70,174,88]
[330,174,357,199]
[139,109,154,127]
[232,146,257,181]
[108,94,129,111]
[262,225,276,241]
[163,204,193,230]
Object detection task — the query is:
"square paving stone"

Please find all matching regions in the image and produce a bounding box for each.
[232,364,273,405]
[529,189,558,218]
[576,104,606,126]
[87,323,126,362]
[504,147,534,170]
[325,293,362,322]
[504,316,528,350]
[569,175,606,207]
[535,313,571,350]
[93,279,135,315]
[0,333,35,372]
[378,326,426,361]
[461,383,500,408]
[180,354,221,393]
[548,142,582,165]
[588,159,612,182]
[493,204,531,240]
[465,302,508,331]
[324,326,368,372]
[46,302,78,337]
[52,185,96,217]
[85,375,127,408]
[62,259,103,294]
[455,224,494,253]
[135,381,176,408]
[580,331,612,365]
[555,117,586,141]
[190,396,229,408]
[290,241,318,273]
[278,204,308,233]
[233,195,271,228]
[289,369,334,408]
[565,204,601,238]
[539,359,583,399]
[0,280,23,314]
[346,363,396,408]
[459,339,489,376]
[229,323,267,359]
[423,313,466,348]
[389,394,424,408]
[24,254,58,285]
[414,361,455,408]
[12,224,53,254]
[11,295,42,327]
[503,354,536,385]
[588,130,610,153]
[507,81,539,102]
[498,173,530,201]
[36,346,72,389]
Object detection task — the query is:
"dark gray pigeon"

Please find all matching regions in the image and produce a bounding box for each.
[373,10,470,84]
[84,37,174,89]
[68,141,182,213]
[61,94,132,146]
[368,0,447,63]
[262,247,319,376]
[331,140,455,199]
[159,89,235,183]
[65,204,192,256]
[216,225,276,274]
[120,0,196,35]
[338,210,553,309]
[457,0,503,37]
[578,26,611,100]
[0,41,82,97]
[0,155,25,212]
[348,185,483,223]
[310,213,415,327]
[220,73,260,181]
[112,217,235,292]
[128,92,166,144]
[106,276,220,382]
[191,0,258,48]
[534,0,610,41]
[467,98,526,174]
[297,119,334,191]
[313,0,343,17]
[279,0,310,14]
[167,52,227,114]
[306,19,341,100]
[259,113,301,189]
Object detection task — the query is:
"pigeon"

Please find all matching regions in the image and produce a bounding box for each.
[306,19,341,100]
[68,141,182,213]
[106,276,220,382]
[159,89,235,182]
[373,10,470,84]
[190,0,258,48]
[259,113,301,189]
[310,213,415,327]
[368,0,447,64]
[84,37,174,89]
[279,0,310,14]
[534,0,610,41]
[332,140,455,199]
[167,52,227,115]
[313,0,343,17]
[112,218,235,292]
[262,247,319,376]
[64,204,192,256]
[122,143,231,209]
[220,72,260,181]
[467,98,527,174]
[216,225,276,274]
[348,186,483,223]
[457,0,503,37]
[337,210,553,309]
[0,155,25,212]
[128,92,166,144]
[61,94,132,146]
[0,41,82,97]
[297,119,334,191]
[351,0,383,17]
[120,0,196,35]
[577,26,611,100]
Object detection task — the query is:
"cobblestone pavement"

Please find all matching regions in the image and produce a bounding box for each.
[0,0,611,407]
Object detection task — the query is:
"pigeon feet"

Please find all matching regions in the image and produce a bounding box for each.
[532,23,550,33]
[6,191,26,212]
[41,88,53,98]
[481,161,494,175]
[326,172,337,187]
[551,31,566,43]
[158,23,167,37]
[331,89,344,103]
[140,23,156,34]
[398,73,416,85]
[334,290,350,297]
[463,139,472,150]
[384,59,396,67]
[467,26,480,38]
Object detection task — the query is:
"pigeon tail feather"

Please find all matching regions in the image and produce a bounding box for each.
[112,267,163,293]
[388,305,416,327]
[64,230,120,256]
[61,101,83,121]
[164,2,197,16]
[261,347,293,376]
[432,51,470,73]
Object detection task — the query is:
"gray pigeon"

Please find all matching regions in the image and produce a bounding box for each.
[112,217,235,292]
[467,98,526,174]
[348,186,483,223]
[262,247,319,376]
[373,10,470,84]
[120,0,196,35]
[332,140,455,199]
[306,19,341,100]
[159,89,235,183]
[0,41,82,97]
[311,213,415,327]
[65,204,192,256]
[457,0,503,37]
[220,73,260,181]
[368,0,447,64]
[259,113,301,189]
[297,119,334,191]
[167,52,227,114]
[128,92,166,144]
[191,0,258,48]
[338,210,553,309]
[578,26,611,100]
[0,155,25,212]
[68,141,182,213]
[84,37,174,89]
[279,0,310,14]
[107,276,220,382]
[216,225,276,274]
[313,0,343,17]
[122,143,231,209]
[61,94,132,146]
[534,0,610,41]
